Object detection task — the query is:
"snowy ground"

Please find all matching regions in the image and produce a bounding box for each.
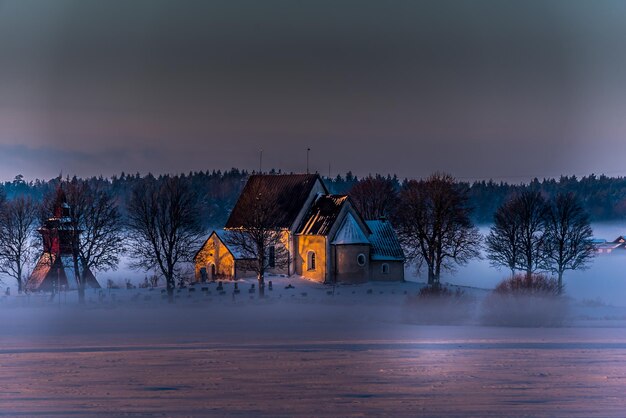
[1,276,626,416]
[1,224,626,416]
[428,222,626,307]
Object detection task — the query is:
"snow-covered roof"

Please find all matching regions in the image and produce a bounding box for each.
[214,229,253,260]
[597,242,625,250]
[332,213,369,245]
[26,254,99,292]
[365,219,405,261]
[298,195,348,235]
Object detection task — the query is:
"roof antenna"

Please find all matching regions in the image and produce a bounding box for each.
[306,148,311,174]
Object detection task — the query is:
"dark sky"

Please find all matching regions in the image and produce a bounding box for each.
[1,0,626,181]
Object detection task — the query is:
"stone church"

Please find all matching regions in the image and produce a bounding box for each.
[194,174,404,284]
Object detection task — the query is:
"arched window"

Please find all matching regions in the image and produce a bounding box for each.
[307,251,316,271]
[382,263,389,274]
[268,245,276,268]
[357,253,366,266]
[210,263,216,279]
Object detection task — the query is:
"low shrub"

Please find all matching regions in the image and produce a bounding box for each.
[494,273,560,296]
[481,274,567,327]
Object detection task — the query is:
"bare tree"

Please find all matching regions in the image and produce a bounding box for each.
[127,176,206,300]
[0,195,39,293]
[348,175,398,220]
[543,193,595,293]
[224,181,289,296]
[513,191,548,277]
[41,181,88,301]
[46,179,123,303]
[77,181,124,273]
[486,198,522,278]
[393,173,481,287]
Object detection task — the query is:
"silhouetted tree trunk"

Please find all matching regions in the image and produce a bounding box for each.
[127,176,206,301]
[0,195,39,293]
[45,179,89,303]
[513,191,548,278]
[393,173,481,287]
[56,179,123,303]
[543,193,595,294]
[486,198,522,278]
[76,181,124,285]
[224,181,289,297]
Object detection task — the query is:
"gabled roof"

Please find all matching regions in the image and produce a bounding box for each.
[298,195,348,235]
[214,229,253,260]
[366,219,405,261]
[225,174,325,229]
[195,230,254,261]
[332,213,370,245]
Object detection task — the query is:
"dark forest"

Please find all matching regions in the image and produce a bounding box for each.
[4,171,626,227]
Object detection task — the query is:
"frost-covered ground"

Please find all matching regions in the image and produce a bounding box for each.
[429,222,626,306]
[1,276,626,416]
[1,224,625,416]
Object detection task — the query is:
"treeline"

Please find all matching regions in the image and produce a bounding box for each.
[345,173,626,223]
[0,169,365,228]
[465,175,626,223]
[2,170,251,229]
[4,171,626,226]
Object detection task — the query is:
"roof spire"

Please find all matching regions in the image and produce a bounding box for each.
[306,148,311,174]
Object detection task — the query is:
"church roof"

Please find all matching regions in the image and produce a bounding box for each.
[298,195,348,235]
[332,213,370,245]
[225,174,324,229]
[214,229,253,260]
[366,219,405,261]
[26,254,99,292]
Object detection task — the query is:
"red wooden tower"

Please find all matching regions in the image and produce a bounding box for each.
[26,188,100,292]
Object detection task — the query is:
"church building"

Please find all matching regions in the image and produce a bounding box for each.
[194,174,405,284]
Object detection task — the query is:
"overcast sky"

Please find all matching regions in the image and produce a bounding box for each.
[1,0,626,182]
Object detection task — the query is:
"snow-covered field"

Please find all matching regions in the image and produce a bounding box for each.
[1,276,626,416]
[429,222,626,306]
[1,223,625,416]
